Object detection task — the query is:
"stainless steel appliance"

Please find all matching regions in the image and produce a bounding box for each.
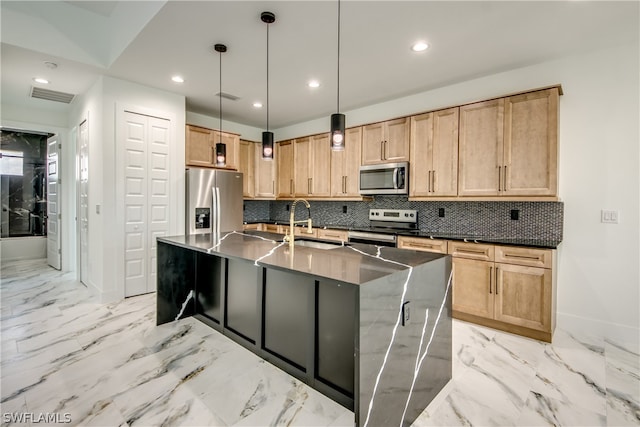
[347,208,418,246]
[359,162,408,195]
[186,167,243,235]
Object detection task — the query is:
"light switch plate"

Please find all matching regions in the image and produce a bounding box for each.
[601,209,619,224]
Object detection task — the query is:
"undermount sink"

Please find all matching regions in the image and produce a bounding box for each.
[293,239,345,250]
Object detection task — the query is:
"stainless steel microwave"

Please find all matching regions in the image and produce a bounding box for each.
[359,162,408,195]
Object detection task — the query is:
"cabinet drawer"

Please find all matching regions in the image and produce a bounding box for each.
[243,223,261,231]
[294,226,317,237]
[397,236,447,254]
[448,241,495,261]
[317,228,348,242]
[495,246,552,269]
[262,223,284,234]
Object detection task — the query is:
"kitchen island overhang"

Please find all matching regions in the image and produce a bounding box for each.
[157,231,452,427]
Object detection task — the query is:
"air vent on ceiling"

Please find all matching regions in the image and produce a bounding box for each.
[215,92,240,101]
[30,86,75,104]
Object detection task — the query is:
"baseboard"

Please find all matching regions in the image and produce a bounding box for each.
[557,312,640,351]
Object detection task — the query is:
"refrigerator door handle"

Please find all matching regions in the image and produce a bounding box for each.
[211,186,220,234]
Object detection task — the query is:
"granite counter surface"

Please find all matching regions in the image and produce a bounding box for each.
[158,231,445,285]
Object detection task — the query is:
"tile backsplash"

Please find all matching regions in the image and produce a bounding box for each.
[244,196,563,243]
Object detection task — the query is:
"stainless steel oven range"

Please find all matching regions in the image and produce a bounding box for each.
[347,208,418,247]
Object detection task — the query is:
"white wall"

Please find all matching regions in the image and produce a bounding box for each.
[276,42,640,346]
[68,76,186,301]
[186,111,263,142]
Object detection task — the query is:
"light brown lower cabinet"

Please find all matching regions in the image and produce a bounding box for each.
[316,228,348,242]
[397,235,448,254]
[449,241,556,342]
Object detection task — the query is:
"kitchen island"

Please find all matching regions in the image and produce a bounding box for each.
[157,231,452,427]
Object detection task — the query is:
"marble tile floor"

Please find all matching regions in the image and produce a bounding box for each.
[1,259,638,427]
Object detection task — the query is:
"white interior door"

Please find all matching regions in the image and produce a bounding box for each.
[124,113,148,297]
[78,120,89,285]
[146,117,171,294]
[123,111,171,297]
[46,135,61,270]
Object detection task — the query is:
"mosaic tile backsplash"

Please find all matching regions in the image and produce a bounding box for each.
[244,196,563,244]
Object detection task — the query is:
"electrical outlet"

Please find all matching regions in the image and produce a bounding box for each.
[510,209,519,220]
[286,204,290,211]
[438,208,445,218]
[601,210,619,224]
[343,205,347,213]
[402,301,411,326]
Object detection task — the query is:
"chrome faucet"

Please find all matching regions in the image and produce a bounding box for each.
[284,199,313,247]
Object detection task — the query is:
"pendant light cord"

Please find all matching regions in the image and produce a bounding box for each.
[337,0,341,113]
[219,50,222,138]
[266,22,270,133]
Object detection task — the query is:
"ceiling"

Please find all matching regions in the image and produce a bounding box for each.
[1,1,638,130]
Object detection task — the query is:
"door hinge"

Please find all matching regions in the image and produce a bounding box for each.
[58,249,61,254]
[58,144,62,149]
[58,214,62,220]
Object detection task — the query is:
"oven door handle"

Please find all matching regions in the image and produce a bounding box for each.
[348,231,397,244]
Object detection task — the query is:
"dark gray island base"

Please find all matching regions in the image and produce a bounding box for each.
[157,231,452,427]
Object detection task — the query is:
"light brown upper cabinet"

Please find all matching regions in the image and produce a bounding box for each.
[410,108,459,197]
[294,134,332,197]
[254,142,277,199]
[331,127,362,197]
[503,88,558,196]
[277,139,295,198]
[238,140,255,197]
[362,117,410,165]
[185,124,240,170]
[458,88,559,197]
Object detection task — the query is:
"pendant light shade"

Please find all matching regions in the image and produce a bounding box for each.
[262,131,274,159]
[331,113,345,151]
[261,11,276,160]
[330,0,345,151]
[214,43,227,167]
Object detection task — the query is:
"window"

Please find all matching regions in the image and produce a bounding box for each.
[0,130,48,237]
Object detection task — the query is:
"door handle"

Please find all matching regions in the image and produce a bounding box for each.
[489,266,493,294]
[495,266,499,295]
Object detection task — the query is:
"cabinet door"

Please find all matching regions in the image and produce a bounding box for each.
[213,131,239,170]
[263,268,313,370]
[294,137,311,197]
[409,112,433,197]
[277,140,294,197]
[361,122,385,164]
[310,133,331,197]
[186,125,214,167]
[255,143,276,198]
[238,140,254,198]
[384,117,410,163]
[225,259,260,343]
[503,88,558,196]
[452,257,494,319]
[431,108,459,196]
[458,99,504,196]
[494,263,551,332]
[331,127,362,197]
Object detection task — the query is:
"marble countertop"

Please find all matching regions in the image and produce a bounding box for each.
[158,231,445,285]
[244,221,560,249]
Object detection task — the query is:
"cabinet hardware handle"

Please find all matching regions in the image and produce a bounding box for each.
[272,180,275,195]
[457,248,486,255]
[428,170,432,192]
[343,176,347,193]
[308,177,312,194]
[503,253,541,260]
[290,179,293,195]
[410,242,434,248]
[503,165,507,192]
[489,266,493,294]
[380,141,385,160]
[498,166,502,191]
[495,267,499,295]
[432,170,437,193]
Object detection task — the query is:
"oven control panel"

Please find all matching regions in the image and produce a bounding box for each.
[369,209,417,223]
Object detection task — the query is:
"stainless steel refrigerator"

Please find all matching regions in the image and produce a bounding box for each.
[186,167,243,235]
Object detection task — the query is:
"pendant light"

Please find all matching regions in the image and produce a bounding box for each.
[214,43,227,167]
[261,11,276,160]
[330,0,345,151]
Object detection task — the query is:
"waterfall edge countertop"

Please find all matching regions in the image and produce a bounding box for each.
[158,230,446,285]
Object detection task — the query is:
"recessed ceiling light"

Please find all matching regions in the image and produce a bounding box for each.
[33,77,49,84]
[253,102,263,108]
[411,41,429,52]
[308,80,320,88]
[171,75,185,83]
